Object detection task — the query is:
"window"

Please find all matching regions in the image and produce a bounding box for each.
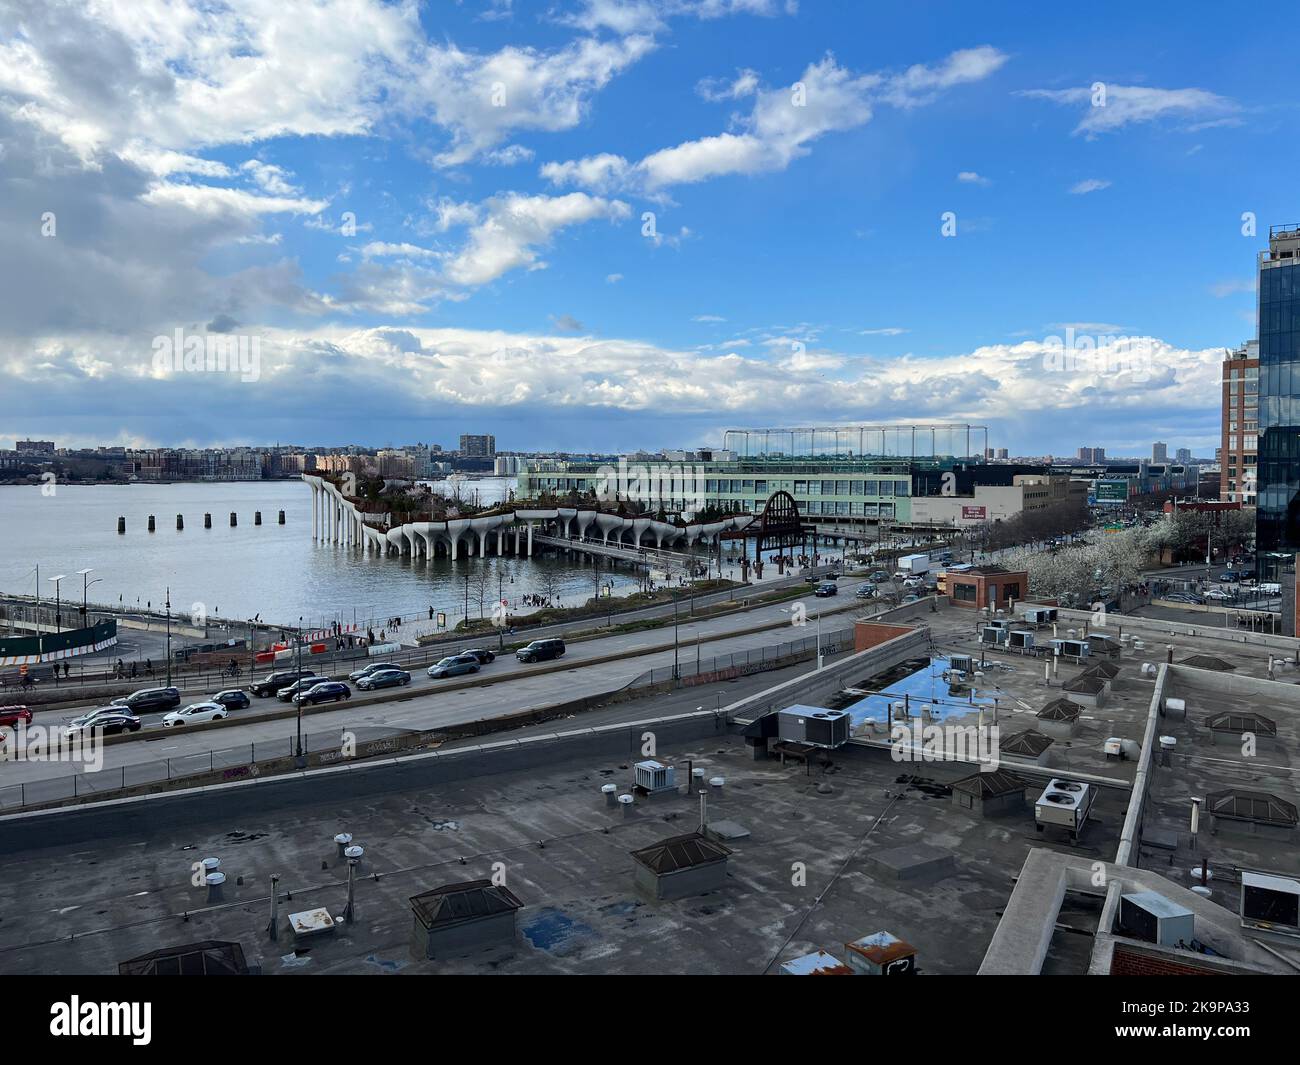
[953,582,977,602]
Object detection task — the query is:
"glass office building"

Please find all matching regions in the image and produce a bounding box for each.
[1257,224,1300,576]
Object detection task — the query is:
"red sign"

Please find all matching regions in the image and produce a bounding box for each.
[961,505,987,520]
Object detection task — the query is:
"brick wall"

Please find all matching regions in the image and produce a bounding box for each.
[1111,945,1218,976]
[853,621,915,654]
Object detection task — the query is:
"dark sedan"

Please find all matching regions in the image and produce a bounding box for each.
[66,707,141,736]
[292,681,352,706]
[348,662,402,682]
[458,648,496,665]
[428,655,481,679]
[356,668,411,691]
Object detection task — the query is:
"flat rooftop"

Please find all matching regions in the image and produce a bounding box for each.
[0,732,1121,976]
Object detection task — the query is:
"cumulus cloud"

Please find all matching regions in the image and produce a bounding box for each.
[1069,178,1111,195]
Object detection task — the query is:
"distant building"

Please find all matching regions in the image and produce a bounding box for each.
[459,434,496,458]
[1222,341,1259,505]
[996,448,1008,460]
[1152,441,1168,463]
[15,439,55,454]
[1077,446,1105,463]
[1176,447,1192,464]
[1258,224,1300,575]
[493,455,522,475]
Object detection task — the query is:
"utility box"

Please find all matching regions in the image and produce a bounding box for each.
[844,931,917,975]
[1119,891,1195,948]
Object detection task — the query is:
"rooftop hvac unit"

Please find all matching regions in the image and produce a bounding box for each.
[980,626,1007,646]
[1008,630,1035,650]
[950,654,975,675]
[1022,607,1057,624]
[777,705,850,749]
[987,618,1014,630]
[1241,872,1300,938]
[1052,638,1090,660]
[1119,891,1195,948]
[634,760,676,793]
[1034,778,1095,838]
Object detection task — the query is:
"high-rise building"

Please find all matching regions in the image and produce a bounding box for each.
[1175,447,1192,463]
[1221,340,1259,507]
[1152,441,1168,463]
[460,434,496,458]
[1258,224,1300,574]
[1076,446,1106,464]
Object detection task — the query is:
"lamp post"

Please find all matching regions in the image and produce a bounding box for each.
[672,595,680,680]
[48,573,66,633]
[75,568,101,627]
[295,615,305,764]
[164,586,172,686]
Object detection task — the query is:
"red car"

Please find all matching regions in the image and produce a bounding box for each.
[0,706,33,729]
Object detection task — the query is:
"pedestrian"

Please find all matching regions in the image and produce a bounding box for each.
[63,661,69,678]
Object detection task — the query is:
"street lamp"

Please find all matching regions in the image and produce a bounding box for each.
[47,574,67,633]
[295,615,305,763]
[75,567,102,626]
[165,586,172,686]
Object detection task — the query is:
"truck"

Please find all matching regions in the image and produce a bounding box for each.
[894,554,931,578]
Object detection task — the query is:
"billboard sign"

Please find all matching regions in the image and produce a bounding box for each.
[961,505,987,520]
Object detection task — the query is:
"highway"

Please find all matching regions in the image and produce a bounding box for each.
[0,577,882,799]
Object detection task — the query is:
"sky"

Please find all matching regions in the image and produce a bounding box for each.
[0,0,1294,458]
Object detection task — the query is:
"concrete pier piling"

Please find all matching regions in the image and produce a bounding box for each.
[117,516,126,534]
[176,514,184,530]
[147,515,156,532]
[229,511,237,527]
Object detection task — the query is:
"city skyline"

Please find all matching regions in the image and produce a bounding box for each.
[1,0,1284,453]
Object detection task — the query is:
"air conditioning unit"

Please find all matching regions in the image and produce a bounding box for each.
[777,705,850,749]
[1034,778,1095,838]
[980,626,1007,645]
[1119,891,1195,948]
[1008,630,1034,650]
[634,760,676,793]
[950,653,975,675]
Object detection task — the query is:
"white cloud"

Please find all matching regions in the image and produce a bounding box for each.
[957,170,990,185]
[693,314,726,322]
[443,192,630,286]
[240,160,300,196]
[1069,178,1111,195]
[141,183,328,218]
[543,47,1007,194]
[859,327,908,336]
[1019,83,1239,137]
[606,272,624,283]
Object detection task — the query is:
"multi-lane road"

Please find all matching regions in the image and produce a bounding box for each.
[1,577,880,798]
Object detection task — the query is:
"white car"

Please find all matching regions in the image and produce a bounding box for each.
[162,702,229,727]
[1203,589,1233,601]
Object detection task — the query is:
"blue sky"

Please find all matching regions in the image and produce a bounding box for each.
[1,0,1294,456]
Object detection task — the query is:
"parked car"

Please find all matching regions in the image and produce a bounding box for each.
[348,662,402,682]
[112,686,181,713]
[0,705,33,729]
[1165,592,1206,605]
[251,669,317,698]
[66,707,141,735]
[1204,589,1233,602]
[901,594,922,604]
[162,702,229,727]
[356,668,411,691]
[855,584,877,599]
[1218,571,1239,583]
[428,655,481,679]
[458,648,496,665]
[211,688,251,709]
[515,638,566,664]
[293,681,351,706]
[277,677,326,702]
[870,571,891,582]
[814,581,838,597]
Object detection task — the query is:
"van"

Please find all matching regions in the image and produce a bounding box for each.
[516,638,566,663]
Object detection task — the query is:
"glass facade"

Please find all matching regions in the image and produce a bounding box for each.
[1257,249,1300,570]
